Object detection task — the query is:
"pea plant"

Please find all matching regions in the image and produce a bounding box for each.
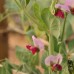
[0,0,74,74]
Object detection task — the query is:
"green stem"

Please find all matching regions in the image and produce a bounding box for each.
[59,13,68,53]
[20,10,25,30]
[61,13,67,42]
[49,67,52,74]
[0,12,20,22]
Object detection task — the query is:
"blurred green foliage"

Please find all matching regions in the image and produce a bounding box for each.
[0,0,74,74]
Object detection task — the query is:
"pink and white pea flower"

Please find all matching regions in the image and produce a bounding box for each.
[55,4,70,12]
[26,35,45,55]
[55,0,74,16]
[45,54,63,71]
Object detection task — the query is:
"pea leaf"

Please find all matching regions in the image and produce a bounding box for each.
[49,35,59,53]
[16,46,32,63]
[41,8,60,38]
[33,3,48,31]
[0,60,13,74]
[26,0,30,6]
[16,46,39,66]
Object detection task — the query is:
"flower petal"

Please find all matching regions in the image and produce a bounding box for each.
[32,35,44,50]
[55,9,64,18]
[56,54,63,64]
[30,46,38,54]
[53,64,62,71]
[26,45,31,50]
[55,4,70,12]
[65,0,74,8]
[45,54,63,66]
[45,55,57,66]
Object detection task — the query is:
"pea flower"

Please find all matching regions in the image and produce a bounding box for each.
[26,45,39,54]
[55,4,70,12]
[55,0,74,18]
[26,35,44,55]
[55,9,64,18]
[65,0,74,15]
[45,54,63,71]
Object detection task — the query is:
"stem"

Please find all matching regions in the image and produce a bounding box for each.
[61,13,67,42]
[59,13,68,53]
[0,12,20,22]
[49,67,51,74]
[20,10,25,30]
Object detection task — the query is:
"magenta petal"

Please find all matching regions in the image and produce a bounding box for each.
[53,64,62,71]
[26,45,31,50]
[26,45,38,55]
[30,46,38,54]
[32,35,44,50]
[55,9,64,18]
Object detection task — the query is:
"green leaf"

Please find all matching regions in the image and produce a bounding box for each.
[68,40,74,50]
[33,3,41,19]
[16,46,32,63]
[41,51,48,70]
[31,53,39,66]
[26,0,30,6]
[0,67,6,74]
[16,46,39,67]
[44,69,49,74]
[61,63,69,74]
[26,29,35,37]
[50,17,60,39]
[49,0,58,15]
[31,67,41,74]
[65,14,74,50]
[41,8,60,38]
[33,3,48,31]
[0,60,13,74]
[59,71,62,74]
[19,64,41,74]
[49,35,59,53]
[65,22,73,39]
[41,8,50,27]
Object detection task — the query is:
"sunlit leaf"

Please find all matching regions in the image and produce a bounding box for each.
[33,3,48,31]
[41,8,60,38]
[49,35,59,53]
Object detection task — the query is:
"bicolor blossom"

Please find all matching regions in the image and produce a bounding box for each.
[26,35,44,55]
[55,0,74,18]
[55,4,70,12]
[45,54,63,71]
[55,0,74,12]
